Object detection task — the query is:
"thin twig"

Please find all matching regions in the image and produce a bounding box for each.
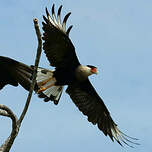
[17,18,42,125]
[0,18,42,152]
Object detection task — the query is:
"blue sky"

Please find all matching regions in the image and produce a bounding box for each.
[0,0,152,151]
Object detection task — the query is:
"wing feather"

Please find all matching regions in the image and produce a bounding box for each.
[0,56,33,91]
[66,79,139,147]
[42,4,80,68]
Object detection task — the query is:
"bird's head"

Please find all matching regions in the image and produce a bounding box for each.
[76,65,98,80]
[87,65,98,75]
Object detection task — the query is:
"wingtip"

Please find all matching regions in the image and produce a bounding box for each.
[111,126,140,148]
[66,25,73,36]
[45,7,50,17]
[63,12,71,24]
[52,3,55,16]
[43,15,49,23]
[43,3,73,36]
[58,5,63,15]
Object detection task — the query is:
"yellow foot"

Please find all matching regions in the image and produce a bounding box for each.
[37,87,46,94]
[41,81,48,86]
[37,77,54,86]
[37,80,48,86]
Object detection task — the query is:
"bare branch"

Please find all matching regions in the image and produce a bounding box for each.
[17,18,42,125]
[0,104,17,121]
[0,110,9,117]
[0,18,42,152]
[0,105,18,152]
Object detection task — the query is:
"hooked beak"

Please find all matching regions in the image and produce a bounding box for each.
[94,71,98,75]
[91,68,98,75]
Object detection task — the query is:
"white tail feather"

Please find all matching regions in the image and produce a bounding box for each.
[36,68,64,103]
[43,86,64,101]
[36,68,53,84]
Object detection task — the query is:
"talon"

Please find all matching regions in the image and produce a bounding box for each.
[41,81,47,85]
[37,77,54,86]
[37,80,47,86]
[37,87,46,94]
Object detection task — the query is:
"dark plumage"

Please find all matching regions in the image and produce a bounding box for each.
[41,4,138,147]
[0,3,139,147]
[0,56,61,104]
[0,56,33,90]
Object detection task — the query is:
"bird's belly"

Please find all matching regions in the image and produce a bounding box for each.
[53,69,75,85]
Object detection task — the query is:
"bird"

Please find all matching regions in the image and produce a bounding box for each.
[0,3,139,147]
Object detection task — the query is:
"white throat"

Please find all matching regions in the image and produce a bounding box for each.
[75,65,92,81]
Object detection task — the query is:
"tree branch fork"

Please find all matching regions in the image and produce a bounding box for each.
[0,18,42,152]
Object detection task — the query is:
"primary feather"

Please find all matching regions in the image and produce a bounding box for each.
[42,4,79,68]
[66,79,139,147]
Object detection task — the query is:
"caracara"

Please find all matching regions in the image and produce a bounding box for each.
[0,4,138,147]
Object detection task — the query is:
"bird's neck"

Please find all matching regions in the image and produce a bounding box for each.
[75,65,92,81]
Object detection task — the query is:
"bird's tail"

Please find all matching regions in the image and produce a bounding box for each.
[16,65,64,104]
[0,56,63,104]
[36,67,64,105]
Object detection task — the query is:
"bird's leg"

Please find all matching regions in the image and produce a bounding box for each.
[37,83,55,94]
[37,77,54,86]
[37,77,56,94]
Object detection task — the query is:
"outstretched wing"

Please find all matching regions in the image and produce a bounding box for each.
[42,4,80,68]
[66,79,138,147]
[0,56,33,91]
